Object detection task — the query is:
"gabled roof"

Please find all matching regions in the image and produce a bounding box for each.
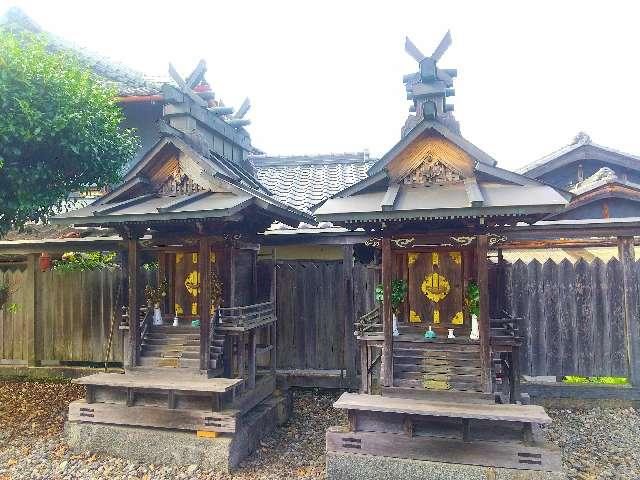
[315,120,568,225]
[1,7,163,97]
[52,135,314,228]
[252,153,374,213]
[367,119,498,176]
[519,132,640,178]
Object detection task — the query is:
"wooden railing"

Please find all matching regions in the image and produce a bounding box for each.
[354,306,382,337]
[217,301,275,331]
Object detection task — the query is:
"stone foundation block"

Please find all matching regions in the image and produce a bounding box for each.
[326,452,565,480]
[65,394,288,472]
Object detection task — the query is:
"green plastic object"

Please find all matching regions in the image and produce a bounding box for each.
[191,319,200,328]
[424,325,437,340]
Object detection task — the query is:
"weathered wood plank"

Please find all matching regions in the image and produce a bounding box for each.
[618,237,640,385]
[326,429,561,471]
[69,400,238,432]
[558,260,578,376]
[575,259,594,376]
[543,260,561,376]
[609,259,627,376]
[333,393,551,424]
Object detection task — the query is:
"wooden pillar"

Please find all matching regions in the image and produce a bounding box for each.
[477,234,492,393]
[342,244,356,388]
[237,333,245,379]
[199,237,211,371]
[618,236,640,386]
[248,330,257,389]
[496,248,505,317]
[270,323,277,374]
[25,253,39,366]
[380,238,394,387]
[127,238,139,368]
[360,341,369,393]
[228,246,237,307]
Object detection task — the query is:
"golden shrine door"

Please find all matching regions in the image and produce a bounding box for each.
[396,249,468,334]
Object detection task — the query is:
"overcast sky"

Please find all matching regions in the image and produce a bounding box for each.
[4,1,640,170]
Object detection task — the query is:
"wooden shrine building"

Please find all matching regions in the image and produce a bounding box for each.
[52,64,312,470]
[317,34,567,479]
[520,132,640,220]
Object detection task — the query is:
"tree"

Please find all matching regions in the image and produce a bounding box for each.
[0,30,139,236]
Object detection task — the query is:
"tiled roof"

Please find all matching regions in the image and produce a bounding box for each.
[518,131,640,176]
[1,7,164,97]
[252,153,374,213]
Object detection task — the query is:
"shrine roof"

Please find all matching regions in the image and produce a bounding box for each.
[315,182,567,224]
[519,132,640,178]
[52,135,315,229]
[314,119,568,225]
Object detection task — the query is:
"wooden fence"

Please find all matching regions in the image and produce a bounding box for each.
[494,258,637,378]
[1,255,637,383]
[0,262,123,365]
[273,260,379,372]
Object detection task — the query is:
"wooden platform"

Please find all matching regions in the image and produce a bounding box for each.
[328,392,560,473]
[73,371,242,393]
[334,393,551,424]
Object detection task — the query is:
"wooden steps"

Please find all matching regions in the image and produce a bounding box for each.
[392,341,483,393]
[139,325,224,369]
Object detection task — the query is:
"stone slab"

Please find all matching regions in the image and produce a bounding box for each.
[65,394,288,472]
[326,452,566,480]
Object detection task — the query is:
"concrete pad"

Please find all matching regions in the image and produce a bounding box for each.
[65,395,288,472]
[326,452,566,480]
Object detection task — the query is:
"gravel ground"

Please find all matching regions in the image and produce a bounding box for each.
[0,379,639,479]
[545,406,640,480]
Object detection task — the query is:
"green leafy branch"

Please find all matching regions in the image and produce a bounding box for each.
[375,279,408,315]
[52,251,118,272]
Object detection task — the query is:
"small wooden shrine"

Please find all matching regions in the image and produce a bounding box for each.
[53,64,312,470]
[315,33,566,479]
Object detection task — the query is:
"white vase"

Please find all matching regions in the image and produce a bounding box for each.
[172,315,179,327]
[448,328,455,339]
[153,304,163,326]
[392,313,399,337]
[470,313,479,340]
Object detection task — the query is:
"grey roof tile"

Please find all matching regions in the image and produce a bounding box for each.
[251,153,374,213]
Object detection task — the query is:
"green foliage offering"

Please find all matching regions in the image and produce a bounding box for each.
[142,262,159,272]
[563,376,628,385]
[145,279,169,305]
[0,31,139,236]
[466,280,480,316]
[52,251,118,272]
[375,279,408,315]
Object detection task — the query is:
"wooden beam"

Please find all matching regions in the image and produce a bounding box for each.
[476,234,491,394]
[381,238,394,387]
[127,238,139,368]
[464,178,484,207]
[380,184,401,212]
[618,236,640,386]
[199,237,212,371]
[342,245,357,387]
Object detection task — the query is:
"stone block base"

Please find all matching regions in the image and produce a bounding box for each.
[65,395,288,472]
[326,452,565,480]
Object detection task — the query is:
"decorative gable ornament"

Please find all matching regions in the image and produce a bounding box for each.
[158,163,205,196]
[402,154,464,186]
